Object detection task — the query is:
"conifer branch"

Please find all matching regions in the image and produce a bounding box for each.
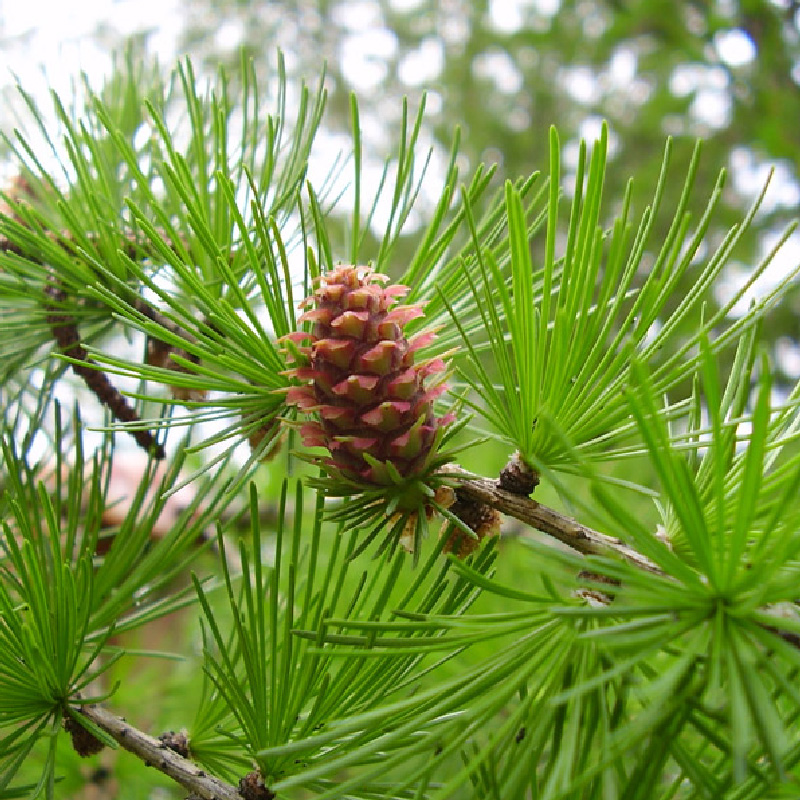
[452,467,800,651]
[448,466,663,574]
[43,272,166,459]
[78,703,244,800]
[2,206,213,447]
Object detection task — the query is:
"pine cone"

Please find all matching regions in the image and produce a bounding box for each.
[283,265,452,487]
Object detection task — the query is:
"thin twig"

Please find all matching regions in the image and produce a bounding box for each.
[43,273,166,459]
[78,704,243,800]
[2,204,213,440]
[448,467,663,574]
[451,467,800,650]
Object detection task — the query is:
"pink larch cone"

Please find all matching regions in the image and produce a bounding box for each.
[282,265,453,486]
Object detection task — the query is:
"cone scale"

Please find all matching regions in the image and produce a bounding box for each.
[283,265,452,487]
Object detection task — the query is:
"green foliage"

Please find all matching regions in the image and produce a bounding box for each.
[448,124,799,488]
[171,0,800,386]
[0,385,228,794]
[2,47,800,800]
[191,480,496,794]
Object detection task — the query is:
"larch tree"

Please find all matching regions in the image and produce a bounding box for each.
[1,52,800,800]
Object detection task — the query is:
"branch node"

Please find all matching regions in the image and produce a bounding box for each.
[159,729,190,758]
[64,709,105,758]
[441,489,502,558]
[498,451,539,495]
[238,771,275,800]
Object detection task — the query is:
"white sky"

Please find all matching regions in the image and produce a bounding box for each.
[0,0,184,85]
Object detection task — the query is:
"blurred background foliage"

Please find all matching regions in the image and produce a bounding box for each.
[2,0,800,380]
[178,0,800,384]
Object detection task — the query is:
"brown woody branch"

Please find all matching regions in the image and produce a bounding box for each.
[448,466,663,574]
[451,467,800,650]
[43,273,166,459]
[2,196,213,453]
[77,704,244,800]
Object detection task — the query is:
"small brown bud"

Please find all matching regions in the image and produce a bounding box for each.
[441,489,502,558]
[158,729,190,758]
[145,336,174,370]
[64,710,105,757]
[146,339,207,402]
[433,485,456,509]
[238,771,275,800]
[498,451,539,495]
[247,416,284,462]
